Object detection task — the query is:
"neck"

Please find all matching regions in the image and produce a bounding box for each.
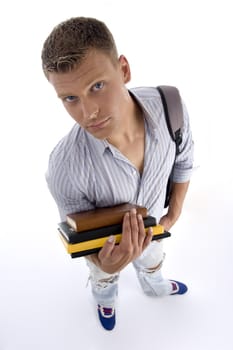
[107,96,144,148]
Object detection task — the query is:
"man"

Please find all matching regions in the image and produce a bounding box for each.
[41,17,194,331]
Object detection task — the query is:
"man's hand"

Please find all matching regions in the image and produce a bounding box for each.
[159,214,174,232]
[89,208,153,274]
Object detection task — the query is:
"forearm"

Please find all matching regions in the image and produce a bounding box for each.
[160,181,190,230]
[168,181,190,222]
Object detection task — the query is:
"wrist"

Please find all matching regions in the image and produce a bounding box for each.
[167,207,181,223]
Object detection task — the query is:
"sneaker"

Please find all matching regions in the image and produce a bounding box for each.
[169,280,188,295]
[97,304,116,331]
[136,269,188,296]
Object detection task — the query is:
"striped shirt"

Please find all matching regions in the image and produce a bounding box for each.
[46,87,194,222]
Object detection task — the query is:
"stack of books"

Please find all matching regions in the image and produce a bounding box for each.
[57,203,171,258]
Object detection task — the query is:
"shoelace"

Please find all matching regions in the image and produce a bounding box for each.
[103,308,113,316]
[98,305,114,317]
[171,281,178,293]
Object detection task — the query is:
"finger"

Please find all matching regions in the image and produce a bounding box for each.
[129,208,139,246]
[137,214,146,247]
[142,227,153,250]
[120,212,132,246]
[98,235,116,260]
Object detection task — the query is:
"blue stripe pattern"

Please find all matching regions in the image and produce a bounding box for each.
[46,87,194,222]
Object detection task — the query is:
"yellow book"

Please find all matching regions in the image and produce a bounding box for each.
[58,225,170,258]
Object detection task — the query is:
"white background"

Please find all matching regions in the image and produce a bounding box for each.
[0,0,233,349]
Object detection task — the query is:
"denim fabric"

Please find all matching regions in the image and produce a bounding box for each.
[86,259,119,306]
[135,269,173,296]
[132,241,170,296]
[86,241,165,305]
[132,240,164,271]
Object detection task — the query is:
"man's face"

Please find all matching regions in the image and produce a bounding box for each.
[48,50,131,140]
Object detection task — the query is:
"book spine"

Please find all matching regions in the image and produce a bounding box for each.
[67,207,147,232]
[59,216,156,244]
[59,225,170,255]
[69,232,171,258]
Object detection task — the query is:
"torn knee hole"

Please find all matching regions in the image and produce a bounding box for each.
[145,261,163,273]
[99,275,118,284]
[93,275,119,288]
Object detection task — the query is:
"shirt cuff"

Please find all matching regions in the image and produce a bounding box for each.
[172,166,193,183]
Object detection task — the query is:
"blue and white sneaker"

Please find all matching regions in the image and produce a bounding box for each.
[97,304,116,331]
[169,280,188,295]
[136,269,188,296]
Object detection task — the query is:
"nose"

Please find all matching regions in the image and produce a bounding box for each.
[80,100,99,120]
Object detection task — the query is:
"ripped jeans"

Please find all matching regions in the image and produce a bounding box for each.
[86,241,165,306]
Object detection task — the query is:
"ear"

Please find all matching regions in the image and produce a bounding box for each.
[118,55,131,84]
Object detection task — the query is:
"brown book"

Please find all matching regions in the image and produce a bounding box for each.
[66,203,148,232]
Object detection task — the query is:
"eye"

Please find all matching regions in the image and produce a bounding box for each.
[91,81,104,91]
[63,96,78,103]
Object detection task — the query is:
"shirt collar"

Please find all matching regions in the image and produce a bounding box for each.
[128,88,158,134]
[84,131,112,156]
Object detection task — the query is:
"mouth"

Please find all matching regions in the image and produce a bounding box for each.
[87,117,111,130]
